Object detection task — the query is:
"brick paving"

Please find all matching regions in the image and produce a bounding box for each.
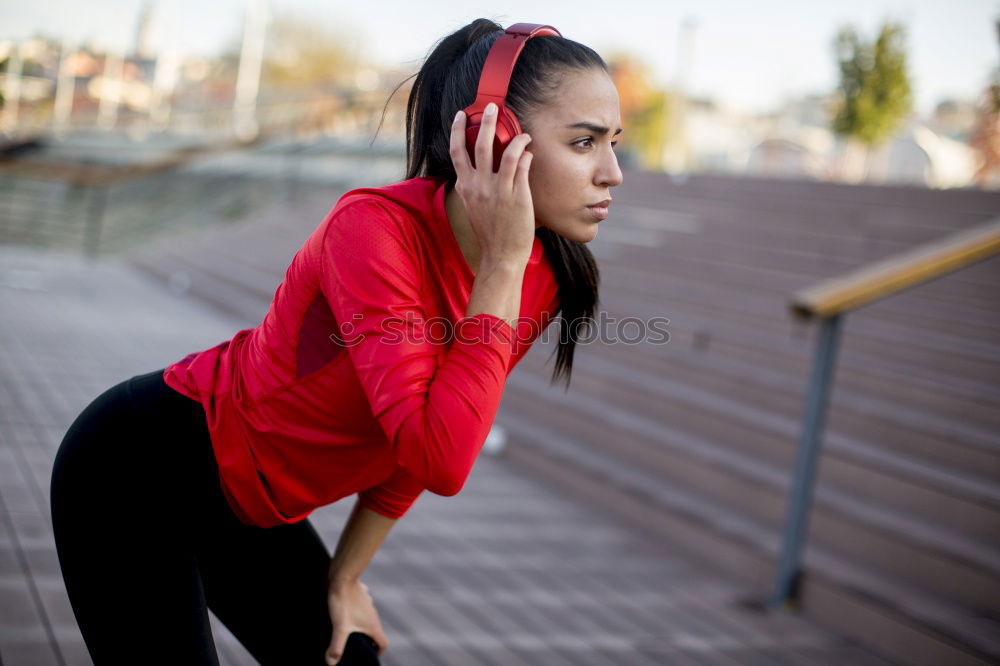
[0,243,897,665]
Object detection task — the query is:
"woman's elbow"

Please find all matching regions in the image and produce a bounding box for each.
[425,471,467,497]
[394,444,469,496]
[396,431,474,496]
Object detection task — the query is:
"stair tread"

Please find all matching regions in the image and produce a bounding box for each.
[506,366,1000,578]
[498,406,1000,660]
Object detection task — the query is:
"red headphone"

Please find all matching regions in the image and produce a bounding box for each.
[463,23,562,172]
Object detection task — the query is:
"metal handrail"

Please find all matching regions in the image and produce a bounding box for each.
[770,216,1000,610]
[790,217,1000,319]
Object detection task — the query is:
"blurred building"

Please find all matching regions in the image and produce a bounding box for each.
[672,90,982,188]
[0,26,990,190]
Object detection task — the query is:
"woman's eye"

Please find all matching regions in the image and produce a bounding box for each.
[574,137,619,150]
[575,138,619,150]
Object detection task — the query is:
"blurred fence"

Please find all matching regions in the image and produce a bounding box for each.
[0,132,405,257]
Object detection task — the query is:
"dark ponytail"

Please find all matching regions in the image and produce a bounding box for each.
[389,18,607,391]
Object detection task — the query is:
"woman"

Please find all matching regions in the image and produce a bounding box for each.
[49,17,622,666]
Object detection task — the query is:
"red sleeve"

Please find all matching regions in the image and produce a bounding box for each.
[357,466,425,520]
[319,199,515,497]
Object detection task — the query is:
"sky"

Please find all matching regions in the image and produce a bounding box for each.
[1,0,997,117]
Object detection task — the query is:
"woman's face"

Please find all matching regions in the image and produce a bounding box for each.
[522,67,624,243]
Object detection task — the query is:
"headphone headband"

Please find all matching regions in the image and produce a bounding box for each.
[466,23,562,115]
[462,22,561,171]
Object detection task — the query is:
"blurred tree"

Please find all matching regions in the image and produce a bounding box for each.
[969,19,1000,187]
[261,14,363,89]
[0,54,7,107]
[237,13,377,136]
[969,81,1000,186]
[830,21,913,182]
[607,53,670,170]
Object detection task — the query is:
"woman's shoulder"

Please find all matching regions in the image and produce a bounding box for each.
[332,176,444,220]
[313,177,446,262]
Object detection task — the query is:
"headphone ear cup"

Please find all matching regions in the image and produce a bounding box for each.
[493,108,522,172]
[463,107,523,173]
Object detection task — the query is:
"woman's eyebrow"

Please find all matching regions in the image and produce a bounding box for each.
[566,121,623,136]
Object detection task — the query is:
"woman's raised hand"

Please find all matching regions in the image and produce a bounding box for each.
[449,103,536,269]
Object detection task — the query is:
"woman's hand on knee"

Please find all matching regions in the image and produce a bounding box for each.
[326,578,387,664]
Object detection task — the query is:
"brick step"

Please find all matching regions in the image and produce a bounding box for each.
[125,250,270,329]
[566,342,1000,541]
[593,231,1000,333]
[612,193,1000,256]
[585,327,1000,485]
[616,171,1000,220]
[600,271,1000,386]
[594,289,1000,449]
[598,250,1000,345]
[599,291,1000,423]
[502,365,1000,613]
[592,290,1000,436]
[599,231,998,314]
[613,200,1000,266]
[495,402,1000,666]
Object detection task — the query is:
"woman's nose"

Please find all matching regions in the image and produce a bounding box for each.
[596,147,624,187]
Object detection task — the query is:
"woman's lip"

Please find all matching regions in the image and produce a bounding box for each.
[587,205,609,220]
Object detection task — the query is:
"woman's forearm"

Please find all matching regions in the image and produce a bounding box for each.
[465,260,526,331]
[328,499,397,586]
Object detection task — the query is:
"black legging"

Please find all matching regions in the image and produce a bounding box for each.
[50,368,380,666]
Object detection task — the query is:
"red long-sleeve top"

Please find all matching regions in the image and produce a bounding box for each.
[162,176,559,527]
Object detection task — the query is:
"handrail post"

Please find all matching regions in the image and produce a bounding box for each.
[769,313,844,610]
[84,183,109,259]
[770,217,999,612]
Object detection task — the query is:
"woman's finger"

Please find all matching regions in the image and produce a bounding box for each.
[513,148,533,195]
[448,110,473,181]
[497,133,531,190]
[326,626,349,665]
[371,627,389,656]
[475,102,498,175]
